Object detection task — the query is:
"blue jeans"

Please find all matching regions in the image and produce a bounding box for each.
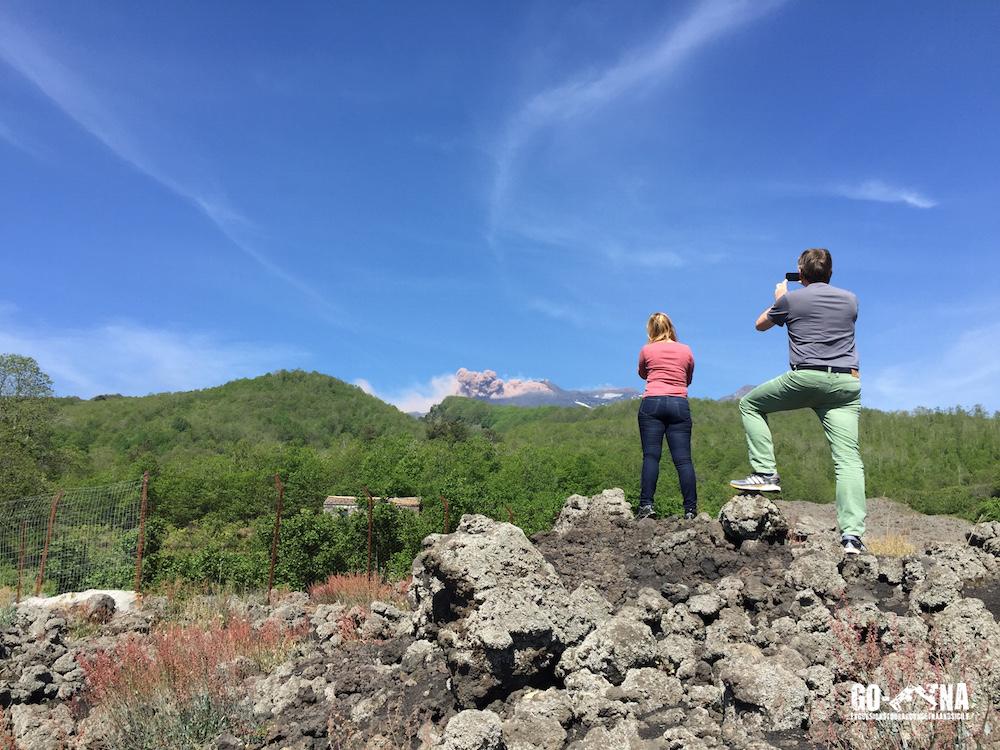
[638,396,697,514]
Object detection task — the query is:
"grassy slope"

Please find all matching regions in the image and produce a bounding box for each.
[46,373,1000,522]
[54,370,421,475]
[432,396,1000,518]
[29,379,1000,590]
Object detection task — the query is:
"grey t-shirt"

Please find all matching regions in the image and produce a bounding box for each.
[767,283,860,370]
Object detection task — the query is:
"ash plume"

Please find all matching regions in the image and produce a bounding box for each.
[455,368,554,400]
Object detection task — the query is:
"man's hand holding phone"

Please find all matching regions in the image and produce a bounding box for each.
[774,279,788,300]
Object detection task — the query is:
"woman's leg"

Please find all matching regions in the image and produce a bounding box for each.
[638,403,666,508]
[665,399,698,515]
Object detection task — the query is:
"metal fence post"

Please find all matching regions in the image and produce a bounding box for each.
[133,472,150,593]
[34,489,63,596]
[267,474,285,602]
[16,520,27,603]
[363,487,374,581]
[441,494,450,535]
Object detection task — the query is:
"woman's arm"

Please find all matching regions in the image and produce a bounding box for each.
[687,353,695,385]
[638,350,648,380]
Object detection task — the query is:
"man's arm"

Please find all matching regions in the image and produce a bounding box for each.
[755,307,776,331]
[756,280,789,331]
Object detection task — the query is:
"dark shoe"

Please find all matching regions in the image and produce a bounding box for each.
[841,535,866,556]
[729,472,781,492]
[684,511,696,520]
[637,505,657,520]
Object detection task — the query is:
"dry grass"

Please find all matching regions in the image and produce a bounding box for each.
[865,533,917,557]
[810,603,995,749]
[147,578,272,627]
[308,573,410,609]
[78,617,304,748]
[328,694,427,750]
[0,708,15,750]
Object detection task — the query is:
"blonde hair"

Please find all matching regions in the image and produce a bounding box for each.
[647,312,677,343]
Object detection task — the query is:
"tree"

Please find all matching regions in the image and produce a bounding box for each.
[0,354,54,398]
[0,354,59,503]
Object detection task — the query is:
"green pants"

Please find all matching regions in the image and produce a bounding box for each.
[739,370,866,537]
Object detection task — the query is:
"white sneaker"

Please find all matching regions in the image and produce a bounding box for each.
[729,472,781,493]
[841,535,865,555]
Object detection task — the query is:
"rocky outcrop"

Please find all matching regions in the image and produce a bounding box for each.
[409,514,593,707]
[5,489,999,750]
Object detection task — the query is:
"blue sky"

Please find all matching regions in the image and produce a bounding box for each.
[2,1,999,412]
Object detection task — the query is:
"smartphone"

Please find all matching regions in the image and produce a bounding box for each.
[785,272,801,282]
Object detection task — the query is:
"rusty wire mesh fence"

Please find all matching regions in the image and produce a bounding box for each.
[0,477,145,599]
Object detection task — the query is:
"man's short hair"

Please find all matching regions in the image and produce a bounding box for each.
[799,248,832,283]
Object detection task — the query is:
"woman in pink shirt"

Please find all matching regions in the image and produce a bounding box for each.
[637,312,697,520]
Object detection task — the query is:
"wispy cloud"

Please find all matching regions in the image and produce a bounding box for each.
[0,12,340,321]
[354,374,459,414]
[0,310,303,397]
[490,0,785,235]
[830,179,937,209]
[526,298,586,326]
[0,115,43,157]
[866,320,1000,412]
[0,118,24,150]
[609,248,686,269]
[504,215,700,270]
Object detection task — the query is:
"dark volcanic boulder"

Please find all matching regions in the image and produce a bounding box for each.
[968,521,1000,557]
[718,495,788,545]
[410,515,594,708]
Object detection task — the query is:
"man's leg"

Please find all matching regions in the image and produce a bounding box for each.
[814,378,866,538]
[739,372,819,474]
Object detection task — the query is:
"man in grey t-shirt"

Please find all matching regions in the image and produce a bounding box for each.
[768,282,860,371]
[730,248,867,555]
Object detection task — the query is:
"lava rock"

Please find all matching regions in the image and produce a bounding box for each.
[559,611,657,685]
[81,594,116,624]
[440,709,505,750]
[718,495,789,546]
[910,564,962,613]
[410,514,593,707]
[716,643,810,732]
[9,703,74,750]
[968,522,1000,556]
[552,488,633,534]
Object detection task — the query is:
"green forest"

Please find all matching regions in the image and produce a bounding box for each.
[4,363,1000,593]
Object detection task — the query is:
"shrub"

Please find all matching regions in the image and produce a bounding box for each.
[0,607,13,632]
[976,496,1000,522]
[79,618,303,748]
